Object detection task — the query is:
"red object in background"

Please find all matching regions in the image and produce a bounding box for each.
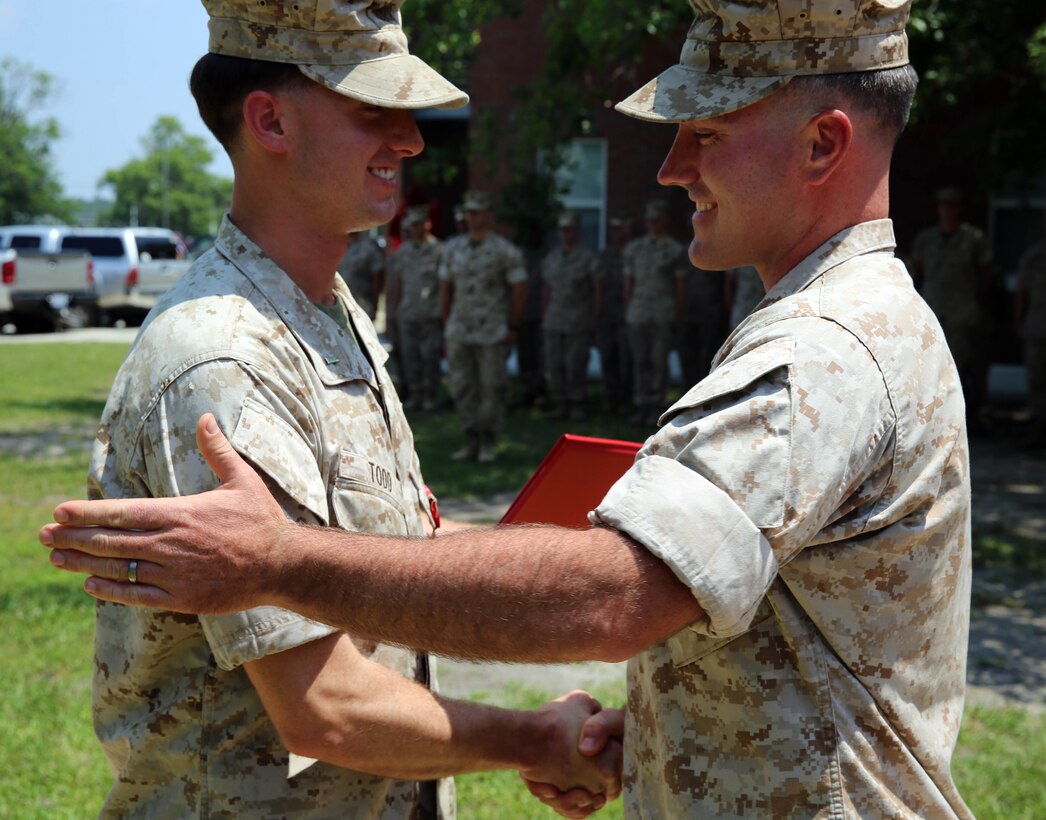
[499,434,642,528]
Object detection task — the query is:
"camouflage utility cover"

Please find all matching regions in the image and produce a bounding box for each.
[623,234,689,324]
[90,216,449,817]
[390,234,443,322]
[542,244,602,332]
[441,233,527,344]
[202,0,468,109]
[339,233,386,318]
[617,0,911,122]
[593,221,973,818]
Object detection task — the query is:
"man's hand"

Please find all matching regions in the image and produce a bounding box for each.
[40,413,287,613]
[522,706,625,818]
[518,696,624,818]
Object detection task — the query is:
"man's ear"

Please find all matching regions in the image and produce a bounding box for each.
[241,90,293,154]
[803,109,852,186]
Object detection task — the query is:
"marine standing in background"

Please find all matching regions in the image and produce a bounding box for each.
[1016,210,1046,447]
[339,229,386,320]
[623,200,688,424]
[440,189,528,463]
[596,216,633,415]
[541,211,602,421]
[388,205,444,411]
[909,186,993,429]
[679,265,728,386]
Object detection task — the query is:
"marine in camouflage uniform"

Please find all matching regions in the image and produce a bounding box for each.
[81,1,621,816]
[390,205,443,411]
[91,218,450,817]
[624,201,689,423]
[1017,219,1046,444]
[593,221,971,817]
[542,211,602,420]
[440,190,528,462]
[908,187,993,424]
[596,217,633,414]
[339,230,386,320]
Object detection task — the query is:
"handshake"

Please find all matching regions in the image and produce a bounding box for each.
[518,692,625,818]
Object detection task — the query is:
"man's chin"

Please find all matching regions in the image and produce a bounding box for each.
[688,240,749,273]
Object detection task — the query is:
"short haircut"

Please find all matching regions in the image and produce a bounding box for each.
[790,64,919,142]
[189,53,311,154]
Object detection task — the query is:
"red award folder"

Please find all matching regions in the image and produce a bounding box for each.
[499,434,642,528]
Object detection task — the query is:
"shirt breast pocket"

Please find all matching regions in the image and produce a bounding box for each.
[331,450,410,536]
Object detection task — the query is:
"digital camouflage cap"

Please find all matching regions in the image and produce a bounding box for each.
[202,0,468,109]
[617,0,910,123]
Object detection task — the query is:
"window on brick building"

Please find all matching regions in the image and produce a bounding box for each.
[554,139,608,251]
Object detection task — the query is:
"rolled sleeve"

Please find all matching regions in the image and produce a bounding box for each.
[592,454,778,639]
[202,607,336,671]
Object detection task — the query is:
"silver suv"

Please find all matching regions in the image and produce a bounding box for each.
[58,227,187,323]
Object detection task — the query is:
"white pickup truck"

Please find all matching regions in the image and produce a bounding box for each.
[0,245,97,331]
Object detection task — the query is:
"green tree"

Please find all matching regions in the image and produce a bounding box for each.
[0,57,73,224]
[99,116,232,239]
[906,2,1046,198]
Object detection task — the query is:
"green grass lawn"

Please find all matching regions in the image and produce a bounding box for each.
[1,342,1043,818]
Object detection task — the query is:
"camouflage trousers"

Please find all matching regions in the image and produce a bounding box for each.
[628,322,673,413]
[544,329,591,409]
[398,317,443,403]
[446,339,509,435]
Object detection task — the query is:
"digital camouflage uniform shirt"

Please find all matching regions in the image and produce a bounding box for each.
[541,245,602,333]
[592,221,973,818]
[440,233,527,344]
[391,234,443,323]
[89,216,451,818]
[339,233,386,318]
[391,234,444,404]
[623,233,689,325]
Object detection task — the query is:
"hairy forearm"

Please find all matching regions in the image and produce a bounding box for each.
[265,522,698,663]
[280,658,561,779]
[249,633,615,790]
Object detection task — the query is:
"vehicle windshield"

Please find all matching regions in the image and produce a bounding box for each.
[60,236,125,257]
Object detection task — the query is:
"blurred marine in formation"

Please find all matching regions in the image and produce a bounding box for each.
[387,205,443,411]
[909,186,993,429]
[597,216,634,415]
[541,211,602,421]
[339,229,386,321]
[624,199,689,424]
[440,190,527,463]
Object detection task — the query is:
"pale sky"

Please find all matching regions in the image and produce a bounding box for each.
[1,0,233,201]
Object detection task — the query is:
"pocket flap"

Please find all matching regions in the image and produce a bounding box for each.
[660,337,795,423]
[231,397,328,524]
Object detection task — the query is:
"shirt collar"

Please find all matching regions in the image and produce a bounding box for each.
[213,215,381,387]
[763,219,897,305]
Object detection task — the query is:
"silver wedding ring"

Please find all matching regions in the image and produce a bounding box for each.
[128,560,139,584]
